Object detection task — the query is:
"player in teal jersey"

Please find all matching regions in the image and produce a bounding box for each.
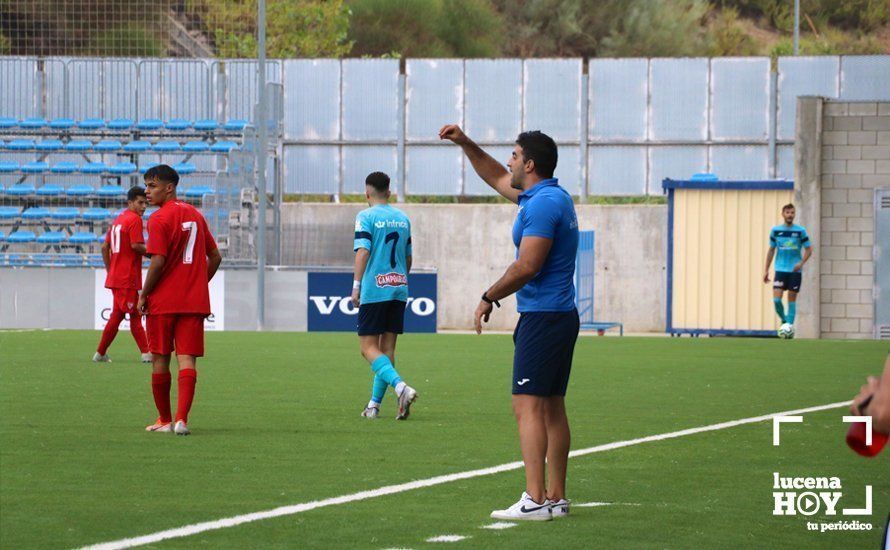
[763,204,813,328]
[351,172,417,420]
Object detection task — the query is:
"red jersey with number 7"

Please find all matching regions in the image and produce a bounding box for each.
[146,200,218,315]
[104,209,145,290]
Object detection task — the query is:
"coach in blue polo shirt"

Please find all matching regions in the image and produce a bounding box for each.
[440,124,580,522]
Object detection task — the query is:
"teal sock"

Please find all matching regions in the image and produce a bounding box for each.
[370,355,402,389]
[787,302,796,324]
[773,298,786,323]
[370,374,387,405]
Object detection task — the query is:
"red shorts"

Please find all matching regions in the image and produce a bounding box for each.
[111,288,140,315]
[146,314,205,357]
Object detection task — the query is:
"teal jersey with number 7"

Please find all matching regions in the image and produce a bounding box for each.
[353,204,412,304]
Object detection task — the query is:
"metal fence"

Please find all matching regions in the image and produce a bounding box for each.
[3,54,890,197]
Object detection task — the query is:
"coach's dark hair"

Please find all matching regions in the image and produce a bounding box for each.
[127,186,146,201]
[365,171,390,193]
[516,130,558,178]
[782,203,795,211]
[144,164,180,186]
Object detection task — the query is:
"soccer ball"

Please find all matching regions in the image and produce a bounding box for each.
[778,323,795,339]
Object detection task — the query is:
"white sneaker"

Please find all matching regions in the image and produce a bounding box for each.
[145,419,172,433]
[141,353,153,363]
[361,406,379,419]
[93,352,111,363]
[549,498,570,518]
[396,385,417,420]
[490,492,552,521]
[174,420,190,436]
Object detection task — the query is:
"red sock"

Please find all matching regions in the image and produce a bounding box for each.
[175,369,197,423]
[97,309,125,355]
[151,372,172,423]
[130,315,149,353]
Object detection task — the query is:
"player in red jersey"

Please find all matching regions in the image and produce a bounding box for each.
[94,186,151,363]
[138,165,222,435]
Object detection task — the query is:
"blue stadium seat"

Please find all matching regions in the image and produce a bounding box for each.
[87,254,105,266]
[82,208,111,221]
[224,119,248,131]
[153,140,181,152]
[6,183,36,196]
[6,139,36,150]
[70,232,100,245]
[139,162,160,174]
[22,207,51,221]
[97,185,126,197]
[123,140,152,152]
[0,183,4,194]
[80,162,107,174]
[36,139,64,151]
[49,118,75,130]
[172,162,197,175]
[7,231,37,244]
[36,184,65,197]
[108,162,137,175]
[60,253,86,266]
[64,139,92,152]
[77,118,105,130]
[183,140,210,152]
[0,117,17,129]
[143,207,158,220]
[184,185,215,198]
[6,253,35,266]
[194,119,219,131]
[166,119,192,131]
[51,207,80,220]
[210,140,239,153]
[37,231,66,244]
[0,206,20,219]
[65,184,95,197]
[20,118,47,129]
[51,161,79,174]
[0,161,20,173]
[136,119,163,130]
[0,231,4,241]
[22,161,49,174]
[32,253,65,265]
[94,140,122,152]
[107,118,134,130]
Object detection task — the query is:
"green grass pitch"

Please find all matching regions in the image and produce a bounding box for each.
[1,330,888,549]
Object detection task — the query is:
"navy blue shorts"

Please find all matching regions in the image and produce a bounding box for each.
[512,309,580,396]
[357,300,406,336]
[773,271,802,292]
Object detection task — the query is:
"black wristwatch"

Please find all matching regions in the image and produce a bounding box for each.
[481,292,500,308]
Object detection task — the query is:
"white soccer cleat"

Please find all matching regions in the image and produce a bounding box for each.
[145,419,172,433]
[490,492,552,521]
[141,353,153,363]
[361,406,379,419]
[174,420,191,436]
[549,498,571,518]
[93,352,111,363]
[396,385,417,420]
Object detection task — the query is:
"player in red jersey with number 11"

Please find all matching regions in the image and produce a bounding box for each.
[138,165,222,436]
[94,186,151,363]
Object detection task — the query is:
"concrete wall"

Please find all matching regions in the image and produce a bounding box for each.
[279,203,667,332]
[797,98,889,339]
[0,268,307,331]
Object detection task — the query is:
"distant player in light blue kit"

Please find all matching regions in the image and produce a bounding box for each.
[763,203,813,328]
[351,172,417,420]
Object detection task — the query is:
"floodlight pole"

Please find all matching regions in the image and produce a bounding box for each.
[256,0,268,330]
[793,0,800,55]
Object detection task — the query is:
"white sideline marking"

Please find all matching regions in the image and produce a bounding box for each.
[481,522,517,530]
[80,400,850,550]
[426,535,469,543]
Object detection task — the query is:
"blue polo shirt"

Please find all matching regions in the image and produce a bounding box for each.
[511,178,579,312]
